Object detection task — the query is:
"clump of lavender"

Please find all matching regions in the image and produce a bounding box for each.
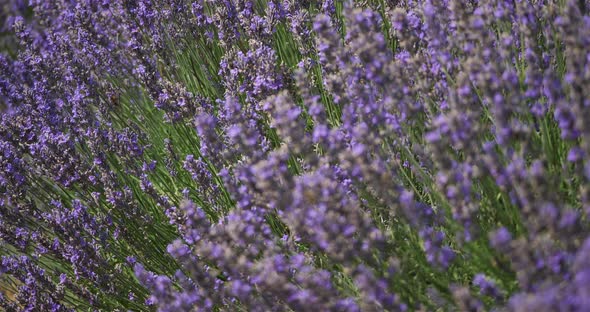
[2,0,590,311]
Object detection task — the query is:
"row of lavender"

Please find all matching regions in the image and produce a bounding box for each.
[1,0,590,311]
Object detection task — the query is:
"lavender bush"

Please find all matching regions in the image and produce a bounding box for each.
[1,0,590,311]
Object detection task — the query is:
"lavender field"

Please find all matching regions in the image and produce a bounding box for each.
[1,0,590,311]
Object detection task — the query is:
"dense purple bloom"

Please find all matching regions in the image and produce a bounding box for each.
[2,0,590,311]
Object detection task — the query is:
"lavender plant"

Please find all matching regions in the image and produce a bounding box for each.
[1,0,590,311]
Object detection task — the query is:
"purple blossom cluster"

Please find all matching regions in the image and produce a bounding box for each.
[2,0,590,311]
